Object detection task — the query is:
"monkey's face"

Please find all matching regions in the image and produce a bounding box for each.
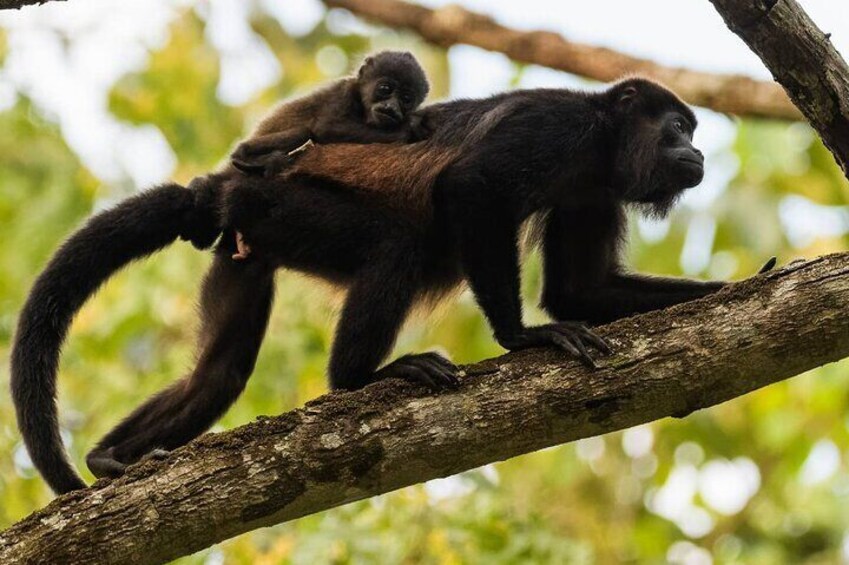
[357,52,429,129]
[361,77,425,129]
[616,110,704,218]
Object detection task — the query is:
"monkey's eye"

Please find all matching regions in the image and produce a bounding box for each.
[400,92,414,105]
[376,83,393,96]
[673,119,686,134]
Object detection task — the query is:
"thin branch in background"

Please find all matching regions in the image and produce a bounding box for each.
[322,0,801,121]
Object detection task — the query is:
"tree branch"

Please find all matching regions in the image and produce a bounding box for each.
[322,0,801,121]
[709,0,849,177]
[4,253,849,564]
[0,0,60,10]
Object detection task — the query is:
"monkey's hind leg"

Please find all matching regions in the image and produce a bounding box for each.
[86,252,275,478]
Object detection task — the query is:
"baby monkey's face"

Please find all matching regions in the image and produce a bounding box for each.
[357,52,429,129]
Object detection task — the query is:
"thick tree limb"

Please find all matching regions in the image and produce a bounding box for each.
[3,253,849,564]
[709,0,849,177]
[322,0,801,121]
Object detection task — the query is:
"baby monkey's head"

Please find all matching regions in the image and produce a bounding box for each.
[357,51,429,129]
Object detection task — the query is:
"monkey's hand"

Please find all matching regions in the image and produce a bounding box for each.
[232,148,305,178]
[497,322,611,369]
[231,141,278,176]
[408,113,433,142]
[261,151,302,179]
[231,154,270,177]
[373,352,460,391]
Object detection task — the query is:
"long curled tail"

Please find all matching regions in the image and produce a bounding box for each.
[10,182,218,494]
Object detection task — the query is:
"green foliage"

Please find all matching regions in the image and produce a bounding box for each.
[109,12,243,173]
[1,5,849,564]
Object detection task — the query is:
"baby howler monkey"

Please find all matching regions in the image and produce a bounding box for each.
[226,50,430,258]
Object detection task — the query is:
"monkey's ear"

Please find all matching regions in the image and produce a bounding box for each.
[358,56,374,78]
[617,85,639,108]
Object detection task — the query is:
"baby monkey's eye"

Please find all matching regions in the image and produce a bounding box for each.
[673,119,686,134]
[376,83,393,96]
[400,92,414,105]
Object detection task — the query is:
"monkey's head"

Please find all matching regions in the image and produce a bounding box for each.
[607,78,704,217]
[357,51,430,129]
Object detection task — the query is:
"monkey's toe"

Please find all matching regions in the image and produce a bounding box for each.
[146,448,171,461]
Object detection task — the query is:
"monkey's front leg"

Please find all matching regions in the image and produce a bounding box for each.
[86,251,275,478]
[447,184,609,367]
[543,260,775,326]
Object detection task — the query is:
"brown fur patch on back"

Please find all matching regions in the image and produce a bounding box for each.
[283,140,461,219]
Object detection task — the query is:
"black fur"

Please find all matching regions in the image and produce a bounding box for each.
[12,77,742,494]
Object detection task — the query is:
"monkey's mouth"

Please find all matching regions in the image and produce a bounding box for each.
[677,156,703,168]
[373,108,402,126]
[676,163,704,187]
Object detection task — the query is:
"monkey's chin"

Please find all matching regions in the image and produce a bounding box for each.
[631,191,685,219]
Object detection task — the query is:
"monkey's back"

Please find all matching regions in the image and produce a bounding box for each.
[284,140,460,218]
[251,79,356,137]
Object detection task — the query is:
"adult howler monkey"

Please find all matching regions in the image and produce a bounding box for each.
[12,77,762,495]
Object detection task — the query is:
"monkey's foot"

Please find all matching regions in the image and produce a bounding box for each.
[87,447,171,479]
[86,447,126,479]
[498,322,611,369]
[376,352,460,391]
[232,231,252,260]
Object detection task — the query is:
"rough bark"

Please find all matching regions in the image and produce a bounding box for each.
[709,0,849,177]
[322,0,801,120]
[3,253,849,564]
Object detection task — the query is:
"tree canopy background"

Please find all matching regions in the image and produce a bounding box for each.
[1,1,848,563]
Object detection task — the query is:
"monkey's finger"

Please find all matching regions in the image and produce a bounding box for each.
[549,332,586,363]
[422,352,458,372]
[552,332,596,369]
[433,369,460,389]
[579,328,612,354]
[231,159,266,176]
[570,335,595,368]
[758,256,778,274]
[414,357,460,388]
[401,366,441,391]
